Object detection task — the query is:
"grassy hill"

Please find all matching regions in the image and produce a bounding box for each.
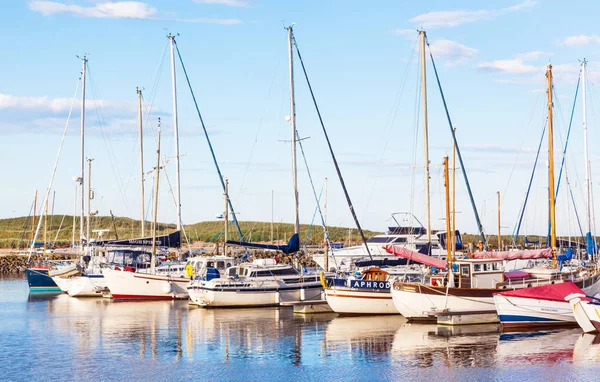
[0,215,381,249]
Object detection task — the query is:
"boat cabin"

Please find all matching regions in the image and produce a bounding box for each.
[361,267,389,281]
[454,259,503,288]
[226,259,299,279]
[187,255,234,279]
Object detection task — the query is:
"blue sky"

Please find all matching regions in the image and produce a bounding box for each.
[2,0,600,240]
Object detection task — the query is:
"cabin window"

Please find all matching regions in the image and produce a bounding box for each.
[228,268,237,277]
[227,263,232,268]
[493,263,500,271]
[217,261,225,269]
[461,266,469,276]
[473,264,482,272]
[391,237,407,243]
[208,262,215,268]
[484,263,491,271]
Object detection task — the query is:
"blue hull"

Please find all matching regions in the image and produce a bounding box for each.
[26,268,61,292]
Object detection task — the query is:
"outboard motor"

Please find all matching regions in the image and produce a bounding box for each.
[206,267,220,281]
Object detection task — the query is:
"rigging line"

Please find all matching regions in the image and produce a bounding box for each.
[502,92,543,205]
[512,120,546,243]
[303,186,324,250]
[425,36,486,247]
[566,170,585,237]
[236,41,283,200]
[27,76,81,261]
[174,40,244,241]
[292,33,373,261]
[86,64,132,215]
[363,35,419,219]
[555,75,581,202]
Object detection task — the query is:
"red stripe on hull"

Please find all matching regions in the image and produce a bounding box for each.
[111,294,185,300]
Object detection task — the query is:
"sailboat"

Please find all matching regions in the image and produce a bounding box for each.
[192,26,325,308]
[391,63,600,322]
[493,60,600,329]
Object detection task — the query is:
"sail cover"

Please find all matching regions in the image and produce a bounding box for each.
[494,282,589,302]
[91,230,181,248]
[226,233,300,255]
[472,248,552,260]
[385,245,447,270]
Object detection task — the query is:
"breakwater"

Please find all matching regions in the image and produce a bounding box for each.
[0,253,78,274]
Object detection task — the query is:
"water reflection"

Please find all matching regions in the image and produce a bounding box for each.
[3,275,600,380]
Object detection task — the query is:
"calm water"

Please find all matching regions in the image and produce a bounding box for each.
[1,275,600,381]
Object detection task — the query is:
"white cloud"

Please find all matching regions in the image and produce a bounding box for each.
[409,0,538,29]
[28,1,243,24]
[28,1,158,19]
[478,50,551,74]
[194,0,250,7]
[428,39,478,66]
[515,51,552,61]
[0,93,136,115]
[562,35,600,47]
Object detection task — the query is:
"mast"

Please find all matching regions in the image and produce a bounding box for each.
[44,197,48,255]
[324,176,329,273]
[287,25,300,235]
[582,59,592,237]
[547,64,557,257]
[452,127,456,257]
[31,190,37,246]
[497,191,501,250]
[86,158,94,249]
[79,56,87,248]
[444,157,451,264]
[168,34,182,231]
[72,183,77,248]
[223,178,229,256]
[137,87,145,237]
[419,30,431,246]
[151,118,162,274]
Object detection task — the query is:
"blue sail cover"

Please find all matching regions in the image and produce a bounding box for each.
[91,230,181,248]
[226,233,300,255]
[586,232,598,255]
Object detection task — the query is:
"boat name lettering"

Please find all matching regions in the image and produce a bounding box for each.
[350,280,390,290]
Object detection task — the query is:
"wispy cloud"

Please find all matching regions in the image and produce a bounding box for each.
[28,1,242,24]
[428,39,478,66]
[561,35,600,47]
[194,0,250,7]
[0,93,136,115]
[409,0,538,29]
[28,1,158,19]
[478,50,551,74]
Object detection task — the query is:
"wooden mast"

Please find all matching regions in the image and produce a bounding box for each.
[444,157,451,264]
[546,64,557,261]
[419,30,432,246]
[150,118,161,274]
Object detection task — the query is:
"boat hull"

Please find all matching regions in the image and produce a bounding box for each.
[67,274,107,297]
[191,283,323,307]
[568,296,600,333]
[325,288,398,315]
[390,282,500,320]
[102,268,190,300]
[26,268,61,292]
[494,294,577,329]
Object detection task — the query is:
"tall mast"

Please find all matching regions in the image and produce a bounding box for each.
[151,118,162,274]
[451,127,456,257]
[444,157,451,264]
[79,56,87,248]
[419,30,431,246]
[168,34,182,231]
[582,59,592,236]
[223,178,229,256]
[547,64,557,256]
[137,87,145,237]
[86,158,94,248]
[287,25,300,235]
[324,176,329,273]
[497,191,501,250]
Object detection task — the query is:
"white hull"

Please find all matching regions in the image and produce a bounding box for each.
[390,284,496,320]
[325,288,398,315]
[102,268,190,300]
[191,284,322,307]
[67,275,107,297]
[493,294,576,328]
[51,276,73,293]
[567,294,600,333]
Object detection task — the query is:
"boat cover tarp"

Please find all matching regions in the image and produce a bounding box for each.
[494,282,588,302]
[385,245,447,270]
[91,230,181,248]
[226,233,299,255]
[503,270,530,280]
[472,248,552,260]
